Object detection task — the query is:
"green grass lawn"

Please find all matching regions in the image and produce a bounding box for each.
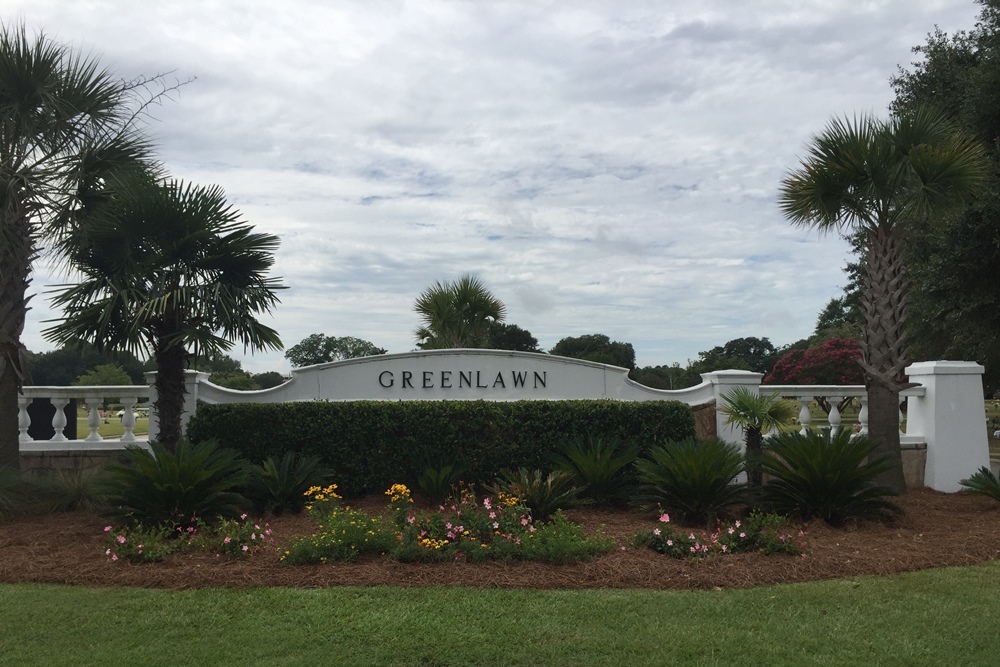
[1,563,999,666]
[74,417,149,438]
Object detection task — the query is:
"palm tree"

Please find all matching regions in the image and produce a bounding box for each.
[719,387,797,487]
[778,107,988,491]
[413,274,506,349]
[0,23,167,467]
[44,170,285,450]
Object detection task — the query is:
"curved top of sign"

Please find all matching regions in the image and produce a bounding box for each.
[196,348,717,405]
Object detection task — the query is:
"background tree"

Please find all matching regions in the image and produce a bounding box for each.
[628,363,688,390]
[73,364,133,388]
[414,275,506,349]
[44,170,285,449]
[779,107,988,491]
[765,337,865,416]
[25,345,145,386]
[0,24,166,467]
[487,322,541,352]
[891,4,1000,396]
[285,334,387,367]
[549,334,636,369]
[252,371,287,389]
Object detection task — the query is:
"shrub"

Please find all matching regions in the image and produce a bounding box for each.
[28,467,110,513]
[416,457,466,506]
[959,467,1000,503]
[550,436,638,507]
[517,510,615,564]
[187,399,696,495]
[212,515,275,559]
[244,452,331,515]
[488,468,583,521]
[102,523,180,563]
[757,430,902,525]
[634,437,746,524]
[632,510,805,558]
[282,506,394,564]
[101,439,250,529]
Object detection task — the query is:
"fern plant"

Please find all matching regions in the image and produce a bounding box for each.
[550,436,638,507]
[244,452,331,515]
[757,429,902,525]
[959,467,1000,503]
[634,437,746,524]
[488,468,583,521]
[102,439,250,529]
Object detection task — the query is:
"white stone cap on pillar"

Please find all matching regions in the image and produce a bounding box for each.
[907,361,985,376]
[701,370,764,386]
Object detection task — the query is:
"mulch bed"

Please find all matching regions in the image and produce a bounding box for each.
[1,488,998,591]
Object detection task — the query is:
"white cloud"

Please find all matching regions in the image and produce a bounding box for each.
[9,0,980,372]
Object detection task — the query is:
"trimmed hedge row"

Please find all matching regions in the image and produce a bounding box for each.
[187,399,696,496]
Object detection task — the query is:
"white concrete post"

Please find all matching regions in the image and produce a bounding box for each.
[701,370,764,447]
[905,361,990,493]
[144,370,210,443]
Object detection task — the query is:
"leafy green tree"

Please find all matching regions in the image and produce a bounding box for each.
[208,372,258,391]
[253,371,286,389]
[44,170,285,450]
[891,5,1000,396]
[779,107,988,491]
[0,23,165,467]
[285,334,386,367]
[25,345,145,385]
[73,364,133,387]
[719,387,798,487]
[549,334,636,369]
[487,322,541,352]
[414,275,506,349]
[628,363,688,390]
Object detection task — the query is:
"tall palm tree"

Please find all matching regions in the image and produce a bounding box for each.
[44,170,285,449]
[0,23,162,467]
[778,107,988,491]
[414,274,506,349]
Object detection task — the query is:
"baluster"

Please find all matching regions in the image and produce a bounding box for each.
[797,399,812,435]
[857,397,868,436]
[828,396,843,436]
[50,397,69,442]
[85,397,103,442]
[18,396,32,443]
[120,397,137,443]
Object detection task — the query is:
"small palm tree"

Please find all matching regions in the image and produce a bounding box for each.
[779,107,988,491]
[414,274,506,349]
[44,170,285,450]
[719,387,797,487]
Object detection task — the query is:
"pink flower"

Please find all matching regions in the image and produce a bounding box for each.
[666,540,673,547]
[721,544,728,553]
[242,545,249,552]
[103,526,112,532]
[489,512,496,519]
[116,535,126,544]
[739,532,746,538]
[658,513,670,523]
[483,498,492,509]
[111,554,118,561]
[492,522,499,529]
[224,537,231,544]
[529,525,536,533]
[653,528,661,536]
[727,527,735,535]
[240,513,248,520]
[521,518,529,526]
[735,520,741,528]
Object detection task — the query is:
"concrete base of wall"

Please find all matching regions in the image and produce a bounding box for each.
[20,450,132,474]
[901,443,926,489]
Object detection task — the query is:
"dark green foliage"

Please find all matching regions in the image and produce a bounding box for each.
[187,399,695,496]
[102,440,250,528]
[634,437,746,524]
[416,457,466,505]
[488,469,583,521]
[959,467,1000,503]
[757,430,902,525]
[550,436,638,507]
[0,467,108,516]
[549,334,636,369]
[517,511,615,564]
[244,452,331,515]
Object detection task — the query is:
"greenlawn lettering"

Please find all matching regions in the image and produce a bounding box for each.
[378,369,548,390]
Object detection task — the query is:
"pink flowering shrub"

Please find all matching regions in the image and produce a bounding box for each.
[215,514,275,559]
[102,524,178,563]
[633,510,806,558]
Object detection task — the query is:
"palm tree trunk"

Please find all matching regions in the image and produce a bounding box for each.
[0,230,33,469]
[745,428,764,487]
[860,225,908,492]
[153,336,188,452]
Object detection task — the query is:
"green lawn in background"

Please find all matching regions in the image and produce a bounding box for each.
[74,417,149,438]
[1,563,999,666]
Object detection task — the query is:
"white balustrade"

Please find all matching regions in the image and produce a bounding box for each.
[17,386,152,451]
[763,385,925,443]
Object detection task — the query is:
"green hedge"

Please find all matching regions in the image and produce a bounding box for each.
[187,400,695,496]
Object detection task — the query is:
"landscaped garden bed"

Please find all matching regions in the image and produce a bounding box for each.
[1,488,998,591]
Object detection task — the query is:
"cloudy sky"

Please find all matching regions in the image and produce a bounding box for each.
[7,0,982,373]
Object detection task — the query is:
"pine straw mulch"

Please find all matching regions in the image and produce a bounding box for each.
[1,488,998,592]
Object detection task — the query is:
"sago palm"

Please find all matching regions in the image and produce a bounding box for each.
[778,107,988,491]
[414,274,506,349]
[44,169,285,449]
[0,23,163,466]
